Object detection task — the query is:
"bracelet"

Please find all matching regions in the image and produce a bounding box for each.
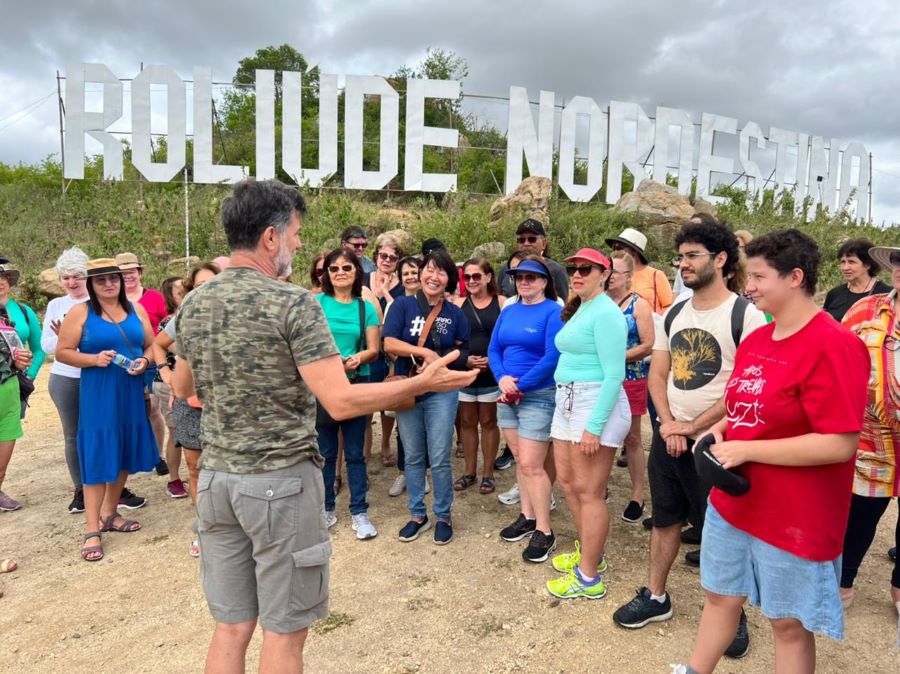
[156,363,170,370]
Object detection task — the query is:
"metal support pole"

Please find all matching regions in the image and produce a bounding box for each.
[867,152,873,225]
[184,168,190,271]
[56,71,66,196]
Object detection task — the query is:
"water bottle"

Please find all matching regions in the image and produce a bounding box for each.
[112,353,135,370]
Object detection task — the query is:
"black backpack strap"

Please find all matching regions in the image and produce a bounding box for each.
[663,298,690,338]
[731,296,750,347]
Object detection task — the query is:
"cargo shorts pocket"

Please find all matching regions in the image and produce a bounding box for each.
[290,540,332,611]
[238,478,303,540]
[196,470,216,527]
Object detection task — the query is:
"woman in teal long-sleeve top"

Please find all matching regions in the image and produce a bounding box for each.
[0,262,45,511]
[545,248,632,601]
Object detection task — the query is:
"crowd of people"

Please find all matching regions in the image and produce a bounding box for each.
[0,178,897,673]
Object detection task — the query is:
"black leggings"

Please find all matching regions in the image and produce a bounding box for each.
[840,494,900,588]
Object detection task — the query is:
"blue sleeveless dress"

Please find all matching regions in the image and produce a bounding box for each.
[77,305,158,485]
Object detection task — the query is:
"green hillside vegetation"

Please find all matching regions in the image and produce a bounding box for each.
[0,45,895,308]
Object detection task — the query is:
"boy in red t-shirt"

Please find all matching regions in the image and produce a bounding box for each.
[679,230,869,674]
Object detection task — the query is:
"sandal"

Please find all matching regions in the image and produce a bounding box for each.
[453,474,477,491]
[455,444,465,459]
[382,452,397,467]
[81,532,103,562]
[0,559,18,573]
[479,476,496,494]
[100,512,141,533]
[189,539,201,558]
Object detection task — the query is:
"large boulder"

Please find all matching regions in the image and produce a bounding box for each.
[38,268,64,298]
[613,179,696,226]
[379,228,417,257]
[471,242,506,262]
[167,256,200,272]
[489,176,551,225]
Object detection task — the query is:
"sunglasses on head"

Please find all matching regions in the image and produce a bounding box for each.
[462,272,483,282]
[516,235,540,245]
[514,273,542,283]
[566,264,599,277]
[378,252,399,263]
[328,264,355,274]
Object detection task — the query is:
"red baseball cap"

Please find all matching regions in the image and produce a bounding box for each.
[564,247,611,269]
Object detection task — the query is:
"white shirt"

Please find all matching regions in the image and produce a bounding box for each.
[41,295,88,379]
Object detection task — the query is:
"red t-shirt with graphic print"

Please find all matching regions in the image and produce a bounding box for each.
[710,311,870,561]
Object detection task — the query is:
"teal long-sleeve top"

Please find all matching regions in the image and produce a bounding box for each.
[553,293,627,436]
[4,299,46,380]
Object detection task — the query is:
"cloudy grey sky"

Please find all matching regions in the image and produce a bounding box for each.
[2,0,899,224]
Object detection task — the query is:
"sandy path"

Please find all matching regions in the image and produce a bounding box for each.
[1,370,898,673]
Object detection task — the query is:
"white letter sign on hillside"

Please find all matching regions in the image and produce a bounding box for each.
[62,63,872,220]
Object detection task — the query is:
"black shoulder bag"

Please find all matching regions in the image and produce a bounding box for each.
[316,299,367,430]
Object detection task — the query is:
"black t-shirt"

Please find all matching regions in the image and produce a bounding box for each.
[822,280,891,322]
[461,295,501,388]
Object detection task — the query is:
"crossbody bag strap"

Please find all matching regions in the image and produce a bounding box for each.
[465,295,485,332]
[357,298,367,352]
[103,308,142,360]
[417,300,444,349]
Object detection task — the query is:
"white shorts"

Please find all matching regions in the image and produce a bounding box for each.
[458,385,500,404]
[551,382,631,446]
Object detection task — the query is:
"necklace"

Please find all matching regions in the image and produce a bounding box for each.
[848,277,875,294]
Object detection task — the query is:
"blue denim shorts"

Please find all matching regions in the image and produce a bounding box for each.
[701,503,845,640]
[496,386,555,442]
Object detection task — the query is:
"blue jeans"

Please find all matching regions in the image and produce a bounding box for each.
[396,391,458,521]
[317,415,368,515]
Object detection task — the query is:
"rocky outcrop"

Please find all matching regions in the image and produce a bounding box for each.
[471,242,506,262]
[37,268,64,298]
[489,176,551,225]
[613,179,697,226]
[167,256,200,271]
[379,228,418,257]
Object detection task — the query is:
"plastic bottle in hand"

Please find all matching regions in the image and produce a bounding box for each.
[112,353,135,370]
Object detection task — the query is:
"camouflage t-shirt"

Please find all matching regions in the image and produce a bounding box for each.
[175,267,338,473]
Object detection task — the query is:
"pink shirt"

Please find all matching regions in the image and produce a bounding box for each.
[138,289,167,334]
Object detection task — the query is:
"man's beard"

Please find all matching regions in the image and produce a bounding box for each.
[682,263,716,290]
[274,239,294,279]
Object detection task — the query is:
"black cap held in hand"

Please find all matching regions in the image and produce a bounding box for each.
[693,434,750,497]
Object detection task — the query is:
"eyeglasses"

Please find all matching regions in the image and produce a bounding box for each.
[345,240,367,250]
[516,235,540,245]
[566,264,599,277]
[314,267,324,278]
[378,252,399,263]
[93,275,121,286]
[328,264,355,274]
[673,251,716,265]
[514,273,542,283]
[462,272,483,282]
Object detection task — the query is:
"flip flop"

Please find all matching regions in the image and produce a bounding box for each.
[100,513,141,533]
[189,539,200,558]
[81,532,103,562]
[0,559,17,573]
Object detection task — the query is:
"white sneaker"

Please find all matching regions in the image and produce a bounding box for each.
[550,493,557,511]
[498,483,520,505]
[424,477,431,494]
[325,510,338,529]
[351,513,378,540]
[389,474,407,497]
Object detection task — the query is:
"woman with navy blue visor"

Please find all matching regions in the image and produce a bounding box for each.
[384,249,471,545]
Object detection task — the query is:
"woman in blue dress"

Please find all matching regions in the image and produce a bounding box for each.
[57,258,158,562]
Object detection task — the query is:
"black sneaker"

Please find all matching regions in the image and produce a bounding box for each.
[119,487,147,510]
[613,587,673,629]
[68,487,85,514]
[500,513,536,542]
[681,526,702,545]
[155,459,170,476]
[616,448,628,467]
[642,516,654,530]
[724,609,750,659]
[493,446,515,471]
[522,530,557,563]
[398,517,431,542]
[433,520,453,545]
[684,550,701,567]
[622,500,644,523]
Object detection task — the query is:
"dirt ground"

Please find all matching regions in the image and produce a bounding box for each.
[1,369,898,673]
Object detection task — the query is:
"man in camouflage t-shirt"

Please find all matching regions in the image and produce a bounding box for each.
[173,180,476,672]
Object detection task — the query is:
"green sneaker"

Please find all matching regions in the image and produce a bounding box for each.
[551,540,608,574]
[546,569,607,599]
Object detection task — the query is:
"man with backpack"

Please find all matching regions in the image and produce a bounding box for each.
[612,218,767,659]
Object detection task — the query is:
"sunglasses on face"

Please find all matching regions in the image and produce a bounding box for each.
[94,275,121,286]
[672,251,716,266]
[346,241,367,250]
[514,273,542,283]
[463,272,483,282]
[328,264,355,274]
[378,252,399,263]
[566,264,599,277]
[516,235,540,245]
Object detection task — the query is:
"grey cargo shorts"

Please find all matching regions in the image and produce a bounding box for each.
[196,460,330,633]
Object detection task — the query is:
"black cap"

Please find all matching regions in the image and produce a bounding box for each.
[516,218,546,237]
[693,434,750,497]
[421,238,446,256]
